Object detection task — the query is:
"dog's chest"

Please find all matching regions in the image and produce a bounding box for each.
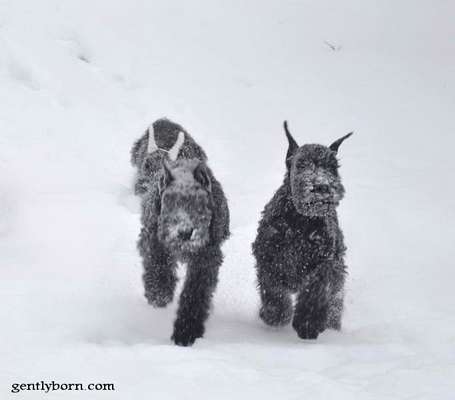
[277,219,334,280]
[285,224,327,256]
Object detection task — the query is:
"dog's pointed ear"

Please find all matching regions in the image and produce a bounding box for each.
[168,130,184,161]
[284,121,299,168]
[193,162,212,192]
[147,126,158,153]
[329,132,353,153]
[160,159,174,190]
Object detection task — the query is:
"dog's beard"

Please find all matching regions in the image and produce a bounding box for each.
[157,210,211,256]
[159,226,210,254]
[293,198,336,217]
[290,181,343,218]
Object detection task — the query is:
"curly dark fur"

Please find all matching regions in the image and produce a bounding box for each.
[134,119,229,346]
[252,121,352,340]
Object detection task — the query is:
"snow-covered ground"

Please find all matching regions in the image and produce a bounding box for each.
[1,1,454,398]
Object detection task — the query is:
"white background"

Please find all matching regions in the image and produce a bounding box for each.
[1,1,454,398]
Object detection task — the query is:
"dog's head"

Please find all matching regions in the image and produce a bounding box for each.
[284,121,352,217]
[156,159,213,255]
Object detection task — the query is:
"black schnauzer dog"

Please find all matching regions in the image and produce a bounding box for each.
[252,121,352,339]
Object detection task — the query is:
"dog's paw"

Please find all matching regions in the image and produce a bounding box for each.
[171,320,204,347]
[144,290,173,308]
[293,319,325,340]
[260,304,292,327]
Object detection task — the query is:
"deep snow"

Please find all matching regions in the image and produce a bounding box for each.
[1,1,454,399]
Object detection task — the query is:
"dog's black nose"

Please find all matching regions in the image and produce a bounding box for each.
[312,184,330,194]
[178,228,194,241]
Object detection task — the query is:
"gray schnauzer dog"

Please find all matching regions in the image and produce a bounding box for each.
[132,119,230,346]
[252,121,352,340]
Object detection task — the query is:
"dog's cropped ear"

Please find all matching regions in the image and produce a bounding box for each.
[193,162,212,192]
[284,121,299,169]
[159,159,174,191]
[147,126,158,153]
[329,132,353,154]
[168,131,184,161]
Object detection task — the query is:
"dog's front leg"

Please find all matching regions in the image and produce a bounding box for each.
[292,266,331,340]
[172,246,222,346]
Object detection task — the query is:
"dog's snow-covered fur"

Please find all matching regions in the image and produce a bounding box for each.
[133,119,230,346]
[252,121,352,339]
